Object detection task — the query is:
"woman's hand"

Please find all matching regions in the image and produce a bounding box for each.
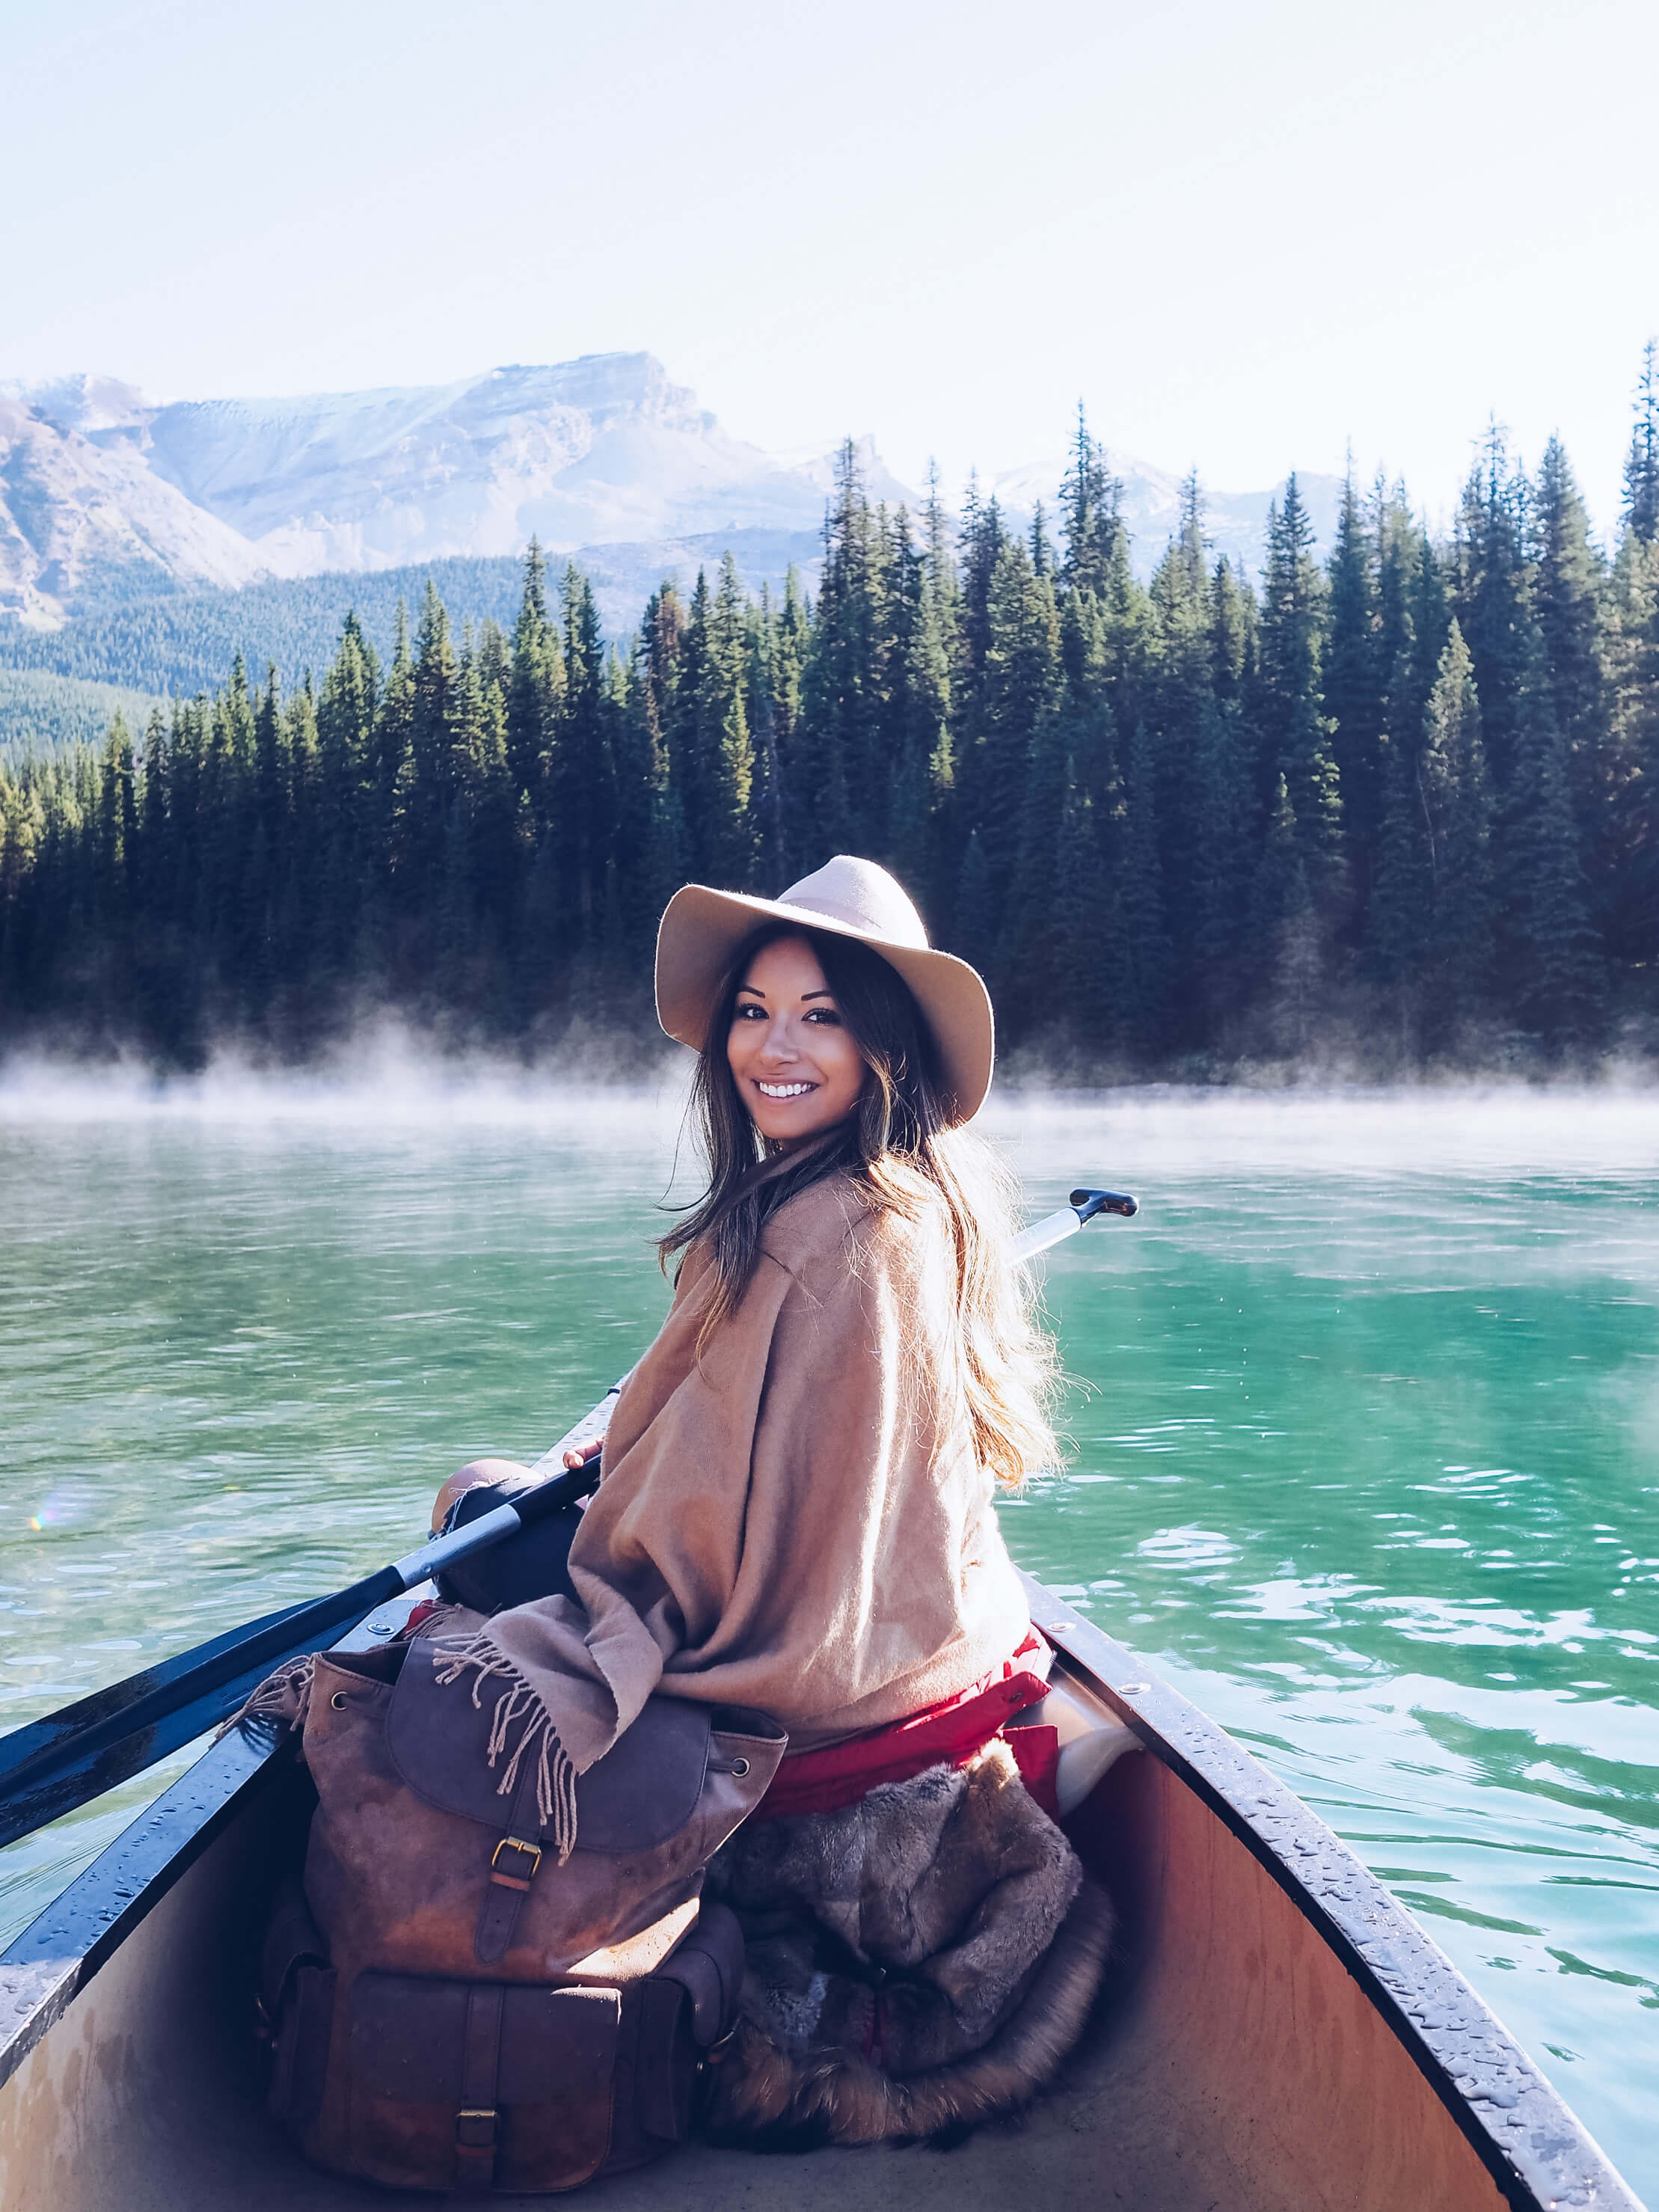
[562,1436,605,1471]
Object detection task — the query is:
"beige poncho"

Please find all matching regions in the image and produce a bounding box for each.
[438,1173,1038,1808]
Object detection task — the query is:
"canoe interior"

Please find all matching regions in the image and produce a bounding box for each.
[0,1603,1639,2212]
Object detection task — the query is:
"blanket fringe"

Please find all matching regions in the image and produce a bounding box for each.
[430,1631,578,1861]
[216,1653,316,1742]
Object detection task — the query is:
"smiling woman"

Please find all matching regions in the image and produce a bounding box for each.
[409,855,1097,2159]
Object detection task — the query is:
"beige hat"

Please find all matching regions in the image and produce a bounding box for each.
[654,856,996,1125]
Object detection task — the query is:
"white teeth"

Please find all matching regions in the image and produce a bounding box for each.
[758,1081,815,1098]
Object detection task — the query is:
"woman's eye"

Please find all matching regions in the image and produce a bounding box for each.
[806,1007,841,1024]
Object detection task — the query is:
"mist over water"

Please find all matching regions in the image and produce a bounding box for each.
[0,1071,1655,2193]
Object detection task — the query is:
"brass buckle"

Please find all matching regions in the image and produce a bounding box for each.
[456,2107,498,2150]
[491,1835,543,1879]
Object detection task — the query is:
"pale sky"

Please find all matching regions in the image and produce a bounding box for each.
[5,0,1657,532]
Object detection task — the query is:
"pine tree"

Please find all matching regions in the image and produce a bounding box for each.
[949,829,996,978]
[381,604,420,928]
[557,566,615,950]
[893,541,954,909]
[973,539,1060,922]
[507,539,565,807]
[798,443,882,859]
[744,588,786,887]
[459,622,518,949]
[769,566,812,876]
[1622,340,1659,546]
[1323,467,1385,883]
[283,675,325,958]
[1114,720,1171,1051]
[1188,698,1254,984]
[1005,711,1073,1023]
[1368,733,1432,989]
[1250,772,1300,953]
[1051,771,1116,1041]
[1255,476,1343,903]
[96,710,136,946]
[1453,426,1532,791]
[1417,623,1494,1032]
[957,473,1007,682]
[1533,438,1604,776]
[135,705,168,932]
[1058,405,1121,600]
[1498,625,1604,1041]
[1601,530,1659,965]
[698,553,757,887]
[1209,556,1254,707]
[1144,477,1214,1005]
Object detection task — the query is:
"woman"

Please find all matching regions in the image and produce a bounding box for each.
[435,855,1112,2142]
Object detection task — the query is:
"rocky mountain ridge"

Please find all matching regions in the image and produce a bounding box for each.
[0,353,1339,629]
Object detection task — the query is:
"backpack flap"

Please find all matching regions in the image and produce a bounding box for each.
[386,1644,714,1851]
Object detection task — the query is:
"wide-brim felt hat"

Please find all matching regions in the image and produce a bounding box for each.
[654,855,995,1126]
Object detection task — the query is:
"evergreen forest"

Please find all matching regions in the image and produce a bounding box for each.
[4,362,1659,1078]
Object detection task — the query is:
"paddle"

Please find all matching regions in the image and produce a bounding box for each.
[0,1185,1134,1852]
[0,1393,624,1853]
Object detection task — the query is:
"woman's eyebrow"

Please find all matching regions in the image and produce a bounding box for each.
[801,989,833,1001]
[737,983,766,997]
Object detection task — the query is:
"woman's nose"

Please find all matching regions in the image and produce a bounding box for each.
[758,1018,800,1062]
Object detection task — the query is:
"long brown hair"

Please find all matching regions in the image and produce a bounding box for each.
[659,922,1059,1485]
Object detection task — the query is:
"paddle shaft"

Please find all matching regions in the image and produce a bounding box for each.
[0,1392,622,1849]
[0,1184,1134,1849]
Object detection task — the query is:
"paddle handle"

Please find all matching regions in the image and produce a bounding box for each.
[1009,1186,1138,1266]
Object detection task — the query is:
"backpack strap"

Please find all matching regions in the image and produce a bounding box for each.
[473,1756,546,1965]
[454,1983,505,2192]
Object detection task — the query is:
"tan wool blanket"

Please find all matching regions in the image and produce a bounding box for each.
[434,1174,1040,1842]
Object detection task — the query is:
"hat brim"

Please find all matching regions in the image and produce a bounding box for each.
[654,883,995,1127]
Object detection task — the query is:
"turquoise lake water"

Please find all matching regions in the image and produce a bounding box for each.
[0,1072,1654,2196]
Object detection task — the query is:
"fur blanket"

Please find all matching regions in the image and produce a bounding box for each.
[702,1738,1114,2145]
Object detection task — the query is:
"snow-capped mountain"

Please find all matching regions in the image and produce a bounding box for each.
[3,358,902,621]
[0,353,1334,628]
[0,385,265,621]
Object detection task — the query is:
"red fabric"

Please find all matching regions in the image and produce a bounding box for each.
[750,1630,1055,1822]
[1005,1721,1061,1820]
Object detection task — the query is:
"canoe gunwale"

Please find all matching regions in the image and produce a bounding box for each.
[1021,1573,1642,2212]
[0,1724,290,2101]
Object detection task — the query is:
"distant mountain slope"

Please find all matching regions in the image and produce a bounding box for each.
[0,668,168,759]
[136,357,887,572]
[0,387,264,622]
[0,528,824,701]
[5,358,888,621]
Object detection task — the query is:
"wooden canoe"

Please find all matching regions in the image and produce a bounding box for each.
[0,1571,1641,2212]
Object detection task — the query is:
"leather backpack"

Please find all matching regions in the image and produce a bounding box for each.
[260,1633,786,2193]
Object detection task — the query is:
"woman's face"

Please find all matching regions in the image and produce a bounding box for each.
[727,935,868,1148]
